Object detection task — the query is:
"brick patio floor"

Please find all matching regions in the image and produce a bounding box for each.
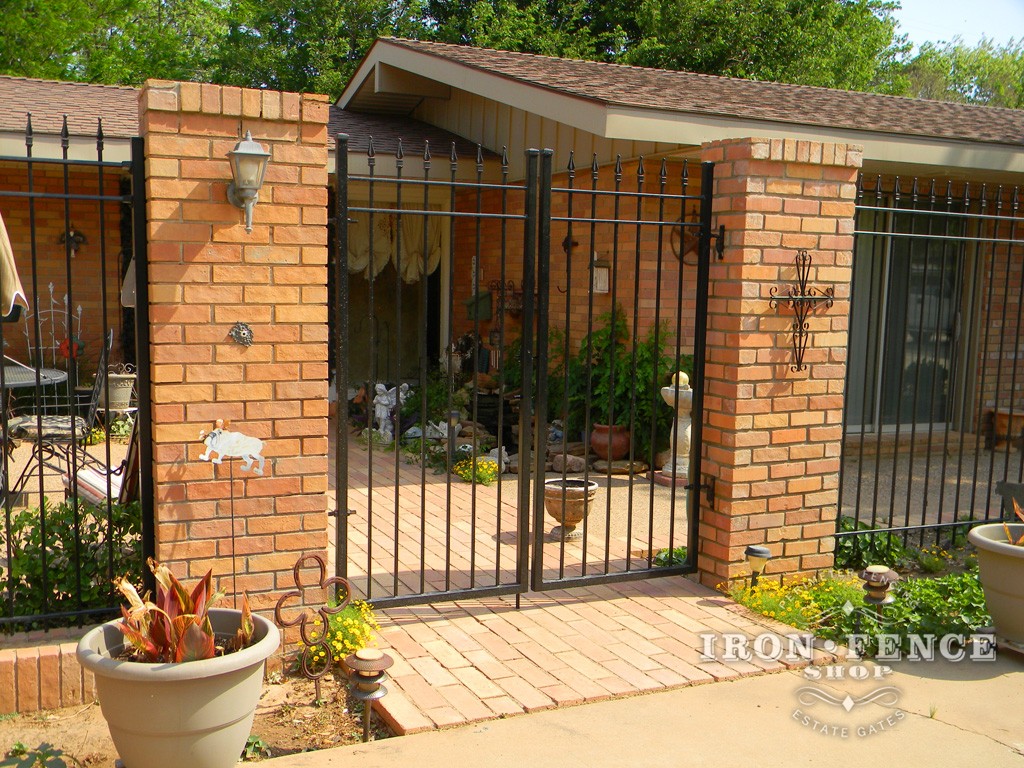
[371,579,834,734]
[329,435,831,735]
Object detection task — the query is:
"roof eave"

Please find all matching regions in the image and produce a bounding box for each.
[604,106,1024,177]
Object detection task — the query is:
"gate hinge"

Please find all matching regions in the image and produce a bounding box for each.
[684,475,716,507]
[709,225,725,260]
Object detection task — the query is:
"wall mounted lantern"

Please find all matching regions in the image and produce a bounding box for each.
[227,131,271,233]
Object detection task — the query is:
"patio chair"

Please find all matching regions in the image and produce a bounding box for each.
[62,415,139,506]
[18,282,84,415]
[6,330,111,498]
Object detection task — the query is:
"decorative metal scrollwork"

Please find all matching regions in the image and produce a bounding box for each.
[229,321,254,346]
[274,553,352,702]
[768,250,834,372]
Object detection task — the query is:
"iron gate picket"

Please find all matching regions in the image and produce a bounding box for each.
[0,119,152,632]
[333,136,713,607]
[840,175,1024,561]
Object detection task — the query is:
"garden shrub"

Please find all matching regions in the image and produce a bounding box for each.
[834,516,909,570]
[731,567,991,657]
[301,599,380,669]
[1,498,143,632]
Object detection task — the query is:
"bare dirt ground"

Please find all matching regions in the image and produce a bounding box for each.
[0,672,390,767]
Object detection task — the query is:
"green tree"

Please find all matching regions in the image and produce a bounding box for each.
[215,0,428,97]
[426,0,605,58]
[622,0,909,93]
[423,0,909,92]
[902,38,1024,108]
[0,0,129,80]
[78,0,230,85]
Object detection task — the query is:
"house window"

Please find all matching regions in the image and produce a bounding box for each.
[847,203,972,434]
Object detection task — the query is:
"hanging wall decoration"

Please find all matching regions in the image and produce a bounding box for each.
[768,250,834,372]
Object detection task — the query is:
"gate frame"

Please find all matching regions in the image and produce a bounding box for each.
[333,139,715,606]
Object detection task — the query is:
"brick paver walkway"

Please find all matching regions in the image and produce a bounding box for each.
[331,434,829,735]
[370,578,832,734]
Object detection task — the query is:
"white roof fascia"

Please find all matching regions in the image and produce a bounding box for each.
[604,107,1024,177]
[0,132,132,163]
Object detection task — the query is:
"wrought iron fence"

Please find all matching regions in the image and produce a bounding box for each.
[333,134,713,607]
[840,175,1024,562]
[0,117,149,632]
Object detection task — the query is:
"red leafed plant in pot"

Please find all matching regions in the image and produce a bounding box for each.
[77,559,280,768]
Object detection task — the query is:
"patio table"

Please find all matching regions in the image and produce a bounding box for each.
[0,366,68,389]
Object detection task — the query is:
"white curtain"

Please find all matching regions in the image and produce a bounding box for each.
[347,213,392,279]
[347,206,442,283]
[397,213,442,283]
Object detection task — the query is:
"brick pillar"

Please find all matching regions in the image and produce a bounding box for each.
[697,138,862,587]
[139,81,330,611]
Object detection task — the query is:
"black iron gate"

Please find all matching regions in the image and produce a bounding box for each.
[333,136,713,607]
[0,118,151,632]
[841,175,1024,561]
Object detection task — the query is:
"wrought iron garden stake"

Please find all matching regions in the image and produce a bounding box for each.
[769,250,834,372]
[274,553,353,704]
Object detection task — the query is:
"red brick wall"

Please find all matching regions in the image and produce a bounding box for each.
[140,81,330,613]
[0,161,125,372]
[697,138,861,586]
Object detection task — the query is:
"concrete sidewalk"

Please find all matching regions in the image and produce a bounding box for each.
[267,653,1024,767]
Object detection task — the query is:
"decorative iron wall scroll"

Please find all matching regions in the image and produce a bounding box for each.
[769,250,834,372]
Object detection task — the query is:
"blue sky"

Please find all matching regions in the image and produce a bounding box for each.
[892,0,1024,48]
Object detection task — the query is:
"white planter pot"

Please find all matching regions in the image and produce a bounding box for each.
[77,608,280,768]
[98,372,136,411]
[968,523,1024,646]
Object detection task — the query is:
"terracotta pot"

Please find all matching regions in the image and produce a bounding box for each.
[77,608,280,768]
[590,423,630,461]
[968,523,1024,646]
[543,478,598,537]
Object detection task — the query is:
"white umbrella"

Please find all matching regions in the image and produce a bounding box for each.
[0,209,28,318]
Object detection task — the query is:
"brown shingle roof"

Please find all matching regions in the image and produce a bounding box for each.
[328,108,495,158]
[0,76,139,139]
[380,38,1024,147]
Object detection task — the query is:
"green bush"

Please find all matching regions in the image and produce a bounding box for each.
[564,307,685,463]
[653,546,688,567]
[834,516,909,570]
[731,567,991,657]
[299,599,380,669]
[1,498,143,632]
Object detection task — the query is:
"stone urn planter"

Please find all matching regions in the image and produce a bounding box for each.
[544,478,598,539]
[98,368,136,412]
[969,523,1024,648]
[77,608,280,768]
[589,423,630,461]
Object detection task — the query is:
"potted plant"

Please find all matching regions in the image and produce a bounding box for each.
[76,559,280,768]
[565,308,677,464]
[968,486,1024,647]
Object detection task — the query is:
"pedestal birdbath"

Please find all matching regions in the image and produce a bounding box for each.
[655,371,692,486]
